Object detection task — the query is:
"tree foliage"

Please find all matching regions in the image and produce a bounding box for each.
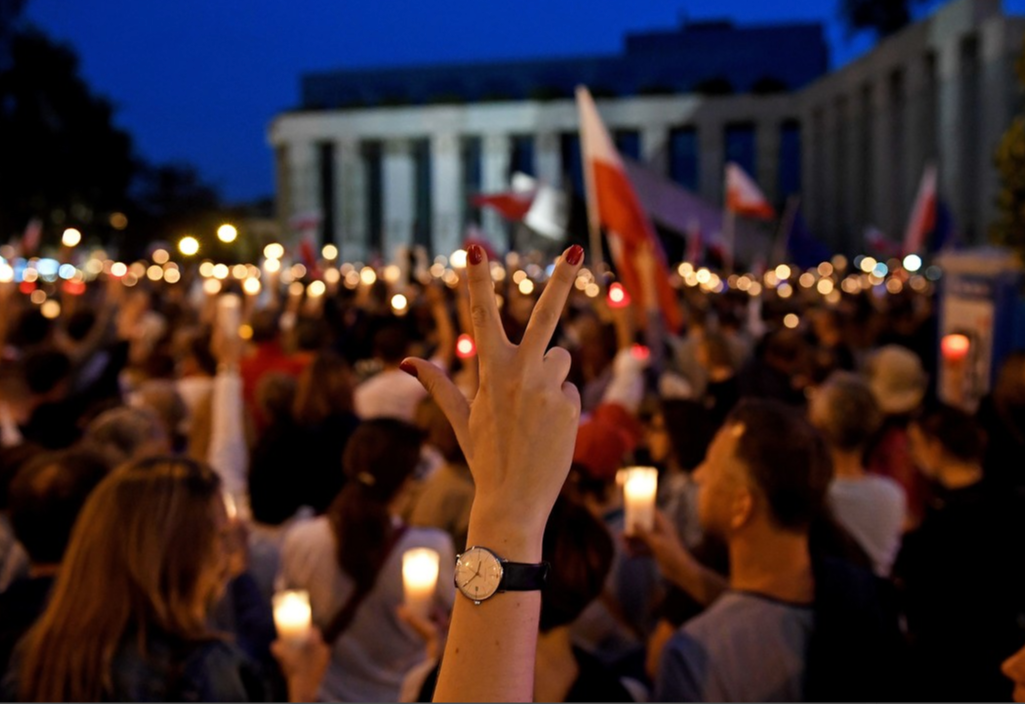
[990,34,1025,263]
[839,0,920,38]
[0,23,223,255]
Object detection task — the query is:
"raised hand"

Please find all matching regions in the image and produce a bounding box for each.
[401,242,584,703]
[400,243,584,552]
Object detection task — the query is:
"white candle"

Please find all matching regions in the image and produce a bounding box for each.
[402,548,440,618]
[623,467,658,536]
[273,590,312,645]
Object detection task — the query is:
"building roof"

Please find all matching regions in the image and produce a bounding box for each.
[300,20,829,109]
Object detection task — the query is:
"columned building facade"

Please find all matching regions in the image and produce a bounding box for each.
[270,0,1024,262]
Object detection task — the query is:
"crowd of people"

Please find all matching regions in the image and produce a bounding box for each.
[0,239,1024,702]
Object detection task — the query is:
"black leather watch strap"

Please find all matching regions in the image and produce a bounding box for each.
[500,560,550,592]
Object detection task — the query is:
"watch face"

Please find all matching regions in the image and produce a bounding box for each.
[454,546,504,602]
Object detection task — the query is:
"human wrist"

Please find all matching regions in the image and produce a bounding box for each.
[465,505,545,563]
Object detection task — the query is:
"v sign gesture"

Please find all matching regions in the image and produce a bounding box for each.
[400,243,585,702]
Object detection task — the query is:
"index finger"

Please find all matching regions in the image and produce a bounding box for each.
[520,245,584,356]
[465,244,507,355]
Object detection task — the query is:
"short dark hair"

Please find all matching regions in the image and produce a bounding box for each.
[539,494,614,632]
[8,447,113,564]
[728,398,833,531]
[22,349,72,395]
[913,403,986,463]
[813,372,882,451]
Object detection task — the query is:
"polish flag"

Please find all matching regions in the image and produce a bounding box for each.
[725,163,776,219]
[472,191,534,221]
[902,163,937,256]
[576,85,682,332]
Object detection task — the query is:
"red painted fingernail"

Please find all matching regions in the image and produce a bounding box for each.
[467,244,483,266]
[399,360,418,378]
[566,245,584,266]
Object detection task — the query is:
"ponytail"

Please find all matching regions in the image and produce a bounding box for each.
[326,419,422,588]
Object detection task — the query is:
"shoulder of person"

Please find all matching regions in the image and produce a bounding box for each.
[656,628,712,702]
[178,638,267,702]
[281,516,333,555]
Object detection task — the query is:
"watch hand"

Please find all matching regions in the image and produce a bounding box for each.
[461,561,483,588]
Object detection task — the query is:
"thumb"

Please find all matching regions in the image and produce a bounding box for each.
[400,357,471,447]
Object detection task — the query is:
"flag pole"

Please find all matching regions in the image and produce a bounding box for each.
[576,86,605,276]
[770,195,800,267]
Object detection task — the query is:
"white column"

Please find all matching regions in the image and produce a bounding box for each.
[903,58,931,223]
[642,124,669,176]
[286,140,318,234]
[336,138,367,263]
[481,133,511,249]
[383,138,415,263]
[697,119,724,206]
[978,21,1015,242]
[871,79,895,238]
[821,103,839,250]
[432,133,462,257]
[535,132,561,188]
[937,40,964,237]
[802,105,821,238]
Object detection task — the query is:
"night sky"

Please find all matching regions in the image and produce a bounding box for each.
[23,0,1016,204]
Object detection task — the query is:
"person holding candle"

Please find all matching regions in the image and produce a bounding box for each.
[640,399,904,702]
[5,456,329,702]
[278,418,454,702]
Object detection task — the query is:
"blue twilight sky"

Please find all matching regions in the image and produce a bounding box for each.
[22,0,1025,203]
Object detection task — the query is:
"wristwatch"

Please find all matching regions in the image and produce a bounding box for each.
[454,546,550,604]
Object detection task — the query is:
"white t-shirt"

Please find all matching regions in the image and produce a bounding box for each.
[828,475,906,577]
[279,516,455,703]
[354,369,429,423]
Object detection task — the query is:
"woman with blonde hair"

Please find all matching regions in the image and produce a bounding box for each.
[7,457,326,702]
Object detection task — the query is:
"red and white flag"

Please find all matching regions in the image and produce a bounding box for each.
[725,163,776,219]
[902,163,937,256]
[472,191,534,221]
[576,85,682,332]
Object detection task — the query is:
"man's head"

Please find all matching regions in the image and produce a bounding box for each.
[808,371,882,454]
[908,403,986,481]
[695,398,832,540]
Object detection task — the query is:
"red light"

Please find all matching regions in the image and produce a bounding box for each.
[607,283,630,309]
[18,281,35,295]
[631,344,650,361]
[941,334,970,361]
[456,334,476,359]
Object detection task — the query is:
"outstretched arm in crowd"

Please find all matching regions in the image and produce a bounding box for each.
[402,243,584,703]
[636,510,727,607]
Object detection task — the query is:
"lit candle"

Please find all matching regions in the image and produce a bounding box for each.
[402,548,440,618]
[941,333,970,362]
[623,466,658,536]
[272,590,312,645]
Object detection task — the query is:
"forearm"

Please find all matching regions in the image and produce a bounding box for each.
[433,511,543,703]
[663,550,727,607]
